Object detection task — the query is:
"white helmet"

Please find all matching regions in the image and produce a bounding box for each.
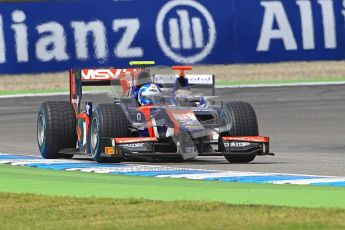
[138,83,162,105]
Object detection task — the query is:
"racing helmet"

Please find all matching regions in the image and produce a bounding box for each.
[138,83,162,105]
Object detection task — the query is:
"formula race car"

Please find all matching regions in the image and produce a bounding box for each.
[37,61,273,163]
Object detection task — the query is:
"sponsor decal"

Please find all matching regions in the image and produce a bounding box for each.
[136,112,142,121]
[105,147,114,155]
[171,111,204,131]
[230,142,251,147]
[132,122,144,127]
[257,0,337,51]
[184,146,196,153]
[223,141,260,151]
[172,112,198,122]
[173,113,200,125]
[118,141,154,153]
[183,124,203,130]
[192,108,212,112]
[154,75,213,85]
[186,75,213,85]
[119,143,144,148]
[81,69,134,80]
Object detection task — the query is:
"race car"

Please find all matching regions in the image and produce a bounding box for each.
[37,61,273,163]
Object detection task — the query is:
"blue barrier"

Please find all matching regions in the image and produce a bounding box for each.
[0,0,344,74]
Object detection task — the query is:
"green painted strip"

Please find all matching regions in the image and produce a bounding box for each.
[0,86,113,96]
[0,88,68,96]
[1,165,344,209]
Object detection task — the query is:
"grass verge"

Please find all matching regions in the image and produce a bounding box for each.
[0,164,344,209]
[0,192,344,230]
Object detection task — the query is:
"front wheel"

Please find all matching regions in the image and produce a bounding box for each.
[220,101,258,163]
[37,101,76,159]
[90,104,129,163]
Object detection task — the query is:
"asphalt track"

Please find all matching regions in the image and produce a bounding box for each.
[0,85,344,176]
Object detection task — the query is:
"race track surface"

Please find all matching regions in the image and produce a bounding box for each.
[0,85,344,176]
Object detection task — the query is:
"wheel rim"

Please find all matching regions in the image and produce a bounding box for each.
[90,117,98,150]
[37,113,45,146]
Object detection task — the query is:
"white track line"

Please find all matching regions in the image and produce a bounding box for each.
[270,178,345,185]
[1,153,344,184]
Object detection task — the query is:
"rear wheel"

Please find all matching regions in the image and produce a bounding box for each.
[90,104,129,163]
[220,101,258,163]
[37,101,77,159]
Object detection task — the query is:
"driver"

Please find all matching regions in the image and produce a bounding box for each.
[137,83,162,106]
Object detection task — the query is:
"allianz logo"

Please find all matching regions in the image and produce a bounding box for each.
[156,0,216,64]
[167,9,204,50]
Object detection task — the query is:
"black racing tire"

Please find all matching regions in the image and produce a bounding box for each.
[90,104,129,163]
[220,101,258,163]
[37,101,77,159]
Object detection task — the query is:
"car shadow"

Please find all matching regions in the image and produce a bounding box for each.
[72,156,290,165]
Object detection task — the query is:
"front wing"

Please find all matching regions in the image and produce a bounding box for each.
[98,136,274,159]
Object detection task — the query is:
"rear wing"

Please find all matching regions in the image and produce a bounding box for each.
[69,68,216,114]
[153,74,216,96]
[69,68,136,114]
